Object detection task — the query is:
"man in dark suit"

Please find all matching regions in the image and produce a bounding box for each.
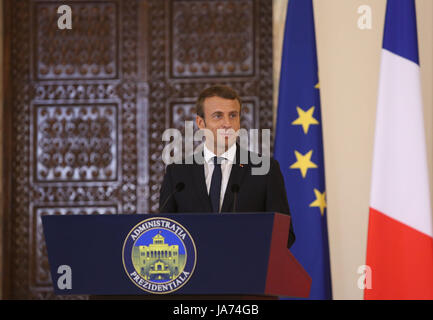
[159,85,295,248]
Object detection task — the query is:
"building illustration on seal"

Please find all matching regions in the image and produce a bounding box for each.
[132,231,186,281]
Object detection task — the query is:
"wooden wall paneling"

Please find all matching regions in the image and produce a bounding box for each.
[3,0,273,299]
[2,0,13,300]
[6,0,143,299]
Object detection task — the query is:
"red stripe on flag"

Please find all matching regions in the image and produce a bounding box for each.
[365,207,433,299]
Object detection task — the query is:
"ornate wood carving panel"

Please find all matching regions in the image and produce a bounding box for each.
[5,0,273,299]
[34,1,118,80]
[9,0,139,299]
[170,0,254,78]
[32,104,118,182]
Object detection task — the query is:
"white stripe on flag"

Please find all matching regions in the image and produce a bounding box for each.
[370,49,432,237]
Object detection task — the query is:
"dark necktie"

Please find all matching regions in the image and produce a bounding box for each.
[209,156,223,212]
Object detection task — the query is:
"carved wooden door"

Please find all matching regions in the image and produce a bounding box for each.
[3,0,273,299]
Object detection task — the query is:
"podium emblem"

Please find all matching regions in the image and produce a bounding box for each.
[122,217,197,294]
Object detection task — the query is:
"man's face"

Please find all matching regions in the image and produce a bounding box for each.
[196,96,241,153]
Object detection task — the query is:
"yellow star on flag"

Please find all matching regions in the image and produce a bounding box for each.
[315,82,320,89]
[310,188,326,216]
[290,150,317,178]
[291,106,319,134]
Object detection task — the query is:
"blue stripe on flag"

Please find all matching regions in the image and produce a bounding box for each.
[383,0,419,64]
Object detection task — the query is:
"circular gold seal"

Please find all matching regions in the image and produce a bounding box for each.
[122,217,196,294]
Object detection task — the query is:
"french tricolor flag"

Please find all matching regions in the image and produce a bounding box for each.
[365,0,433,299]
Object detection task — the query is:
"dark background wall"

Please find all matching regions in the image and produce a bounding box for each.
[2,0,273,299]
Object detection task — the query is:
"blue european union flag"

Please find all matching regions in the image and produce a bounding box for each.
[274,0,332,300]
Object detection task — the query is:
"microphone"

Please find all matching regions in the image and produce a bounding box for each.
[231,184,240,213]
[160,182,185,213]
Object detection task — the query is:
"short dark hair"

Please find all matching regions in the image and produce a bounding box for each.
[195,85,242,118]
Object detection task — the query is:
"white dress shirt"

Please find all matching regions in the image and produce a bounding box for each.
[203,143,237,212]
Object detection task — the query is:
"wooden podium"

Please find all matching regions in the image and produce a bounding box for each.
[42,212,311,299]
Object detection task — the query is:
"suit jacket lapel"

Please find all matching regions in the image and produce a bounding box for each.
[221,145,249,212]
